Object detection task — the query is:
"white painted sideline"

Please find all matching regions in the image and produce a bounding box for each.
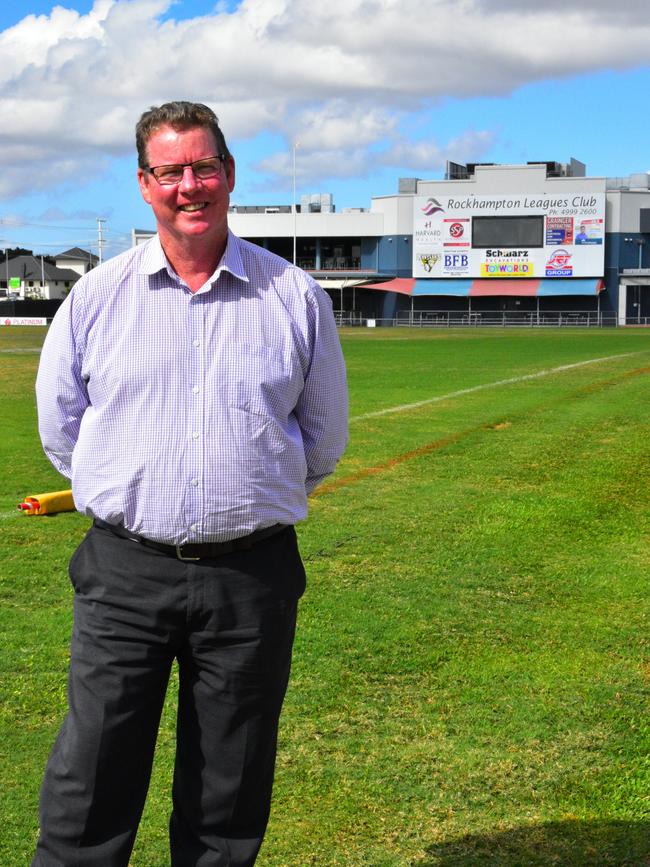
[350,352,644,423]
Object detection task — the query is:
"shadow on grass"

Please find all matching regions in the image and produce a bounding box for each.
[419,819,650,866]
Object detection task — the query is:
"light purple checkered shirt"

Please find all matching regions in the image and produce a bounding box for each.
[36,232,348,544]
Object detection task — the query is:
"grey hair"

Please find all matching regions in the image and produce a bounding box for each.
[136,101,231,168]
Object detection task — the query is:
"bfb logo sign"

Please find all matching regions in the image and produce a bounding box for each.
[444,254,468,268]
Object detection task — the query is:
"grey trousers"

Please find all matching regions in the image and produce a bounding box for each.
[32,523,305,867]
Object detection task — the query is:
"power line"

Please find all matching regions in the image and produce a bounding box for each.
[1,240,99,248]
[0,219,106,231]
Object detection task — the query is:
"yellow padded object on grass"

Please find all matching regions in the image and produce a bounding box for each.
[17,490,76,516]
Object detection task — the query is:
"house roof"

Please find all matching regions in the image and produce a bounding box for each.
[6,255,80,282]
[56,246,98,264]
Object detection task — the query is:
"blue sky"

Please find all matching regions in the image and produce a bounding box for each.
[0,0,649,258]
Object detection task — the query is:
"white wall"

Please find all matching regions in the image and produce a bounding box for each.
[54,257,89,277]
[227,210,384,239]
[606,189,650,233]
[370,194,414,235]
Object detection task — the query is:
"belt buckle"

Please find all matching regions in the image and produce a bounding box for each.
[175,544,201,562]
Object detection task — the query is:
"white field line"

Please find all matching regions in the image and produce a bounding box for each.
[0,347,41,353]
[350,351,645,423]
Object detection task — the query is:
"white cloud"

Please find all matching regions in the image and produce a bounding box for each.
[378,130,497,172]
[0,0,648,196]
[291,103,397,152]
[256,147,375,186]
[254,104,495,186]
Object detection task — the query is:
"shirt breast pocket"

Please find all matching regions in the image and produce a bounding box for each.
[224,342,303,463]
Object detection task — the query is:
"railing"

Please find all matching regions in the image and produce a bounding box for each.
[333,311,620,328]
[299,257,362,271]
[624,316,650,326]
[395,310,617,328]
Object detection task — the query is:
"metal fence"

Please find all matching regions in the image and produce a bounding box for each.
[334,311,622,328]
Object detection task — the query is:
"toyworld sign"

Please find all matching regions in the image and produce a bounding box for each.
[413,191,605,279]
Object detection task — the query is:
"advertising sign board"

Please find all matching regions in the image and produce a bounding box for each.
[1,317,47,326]
[413,192,605,279]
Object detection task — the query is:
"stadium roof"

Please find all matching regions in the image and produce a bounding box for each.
[358,278,604,297]
[358,278,415,295]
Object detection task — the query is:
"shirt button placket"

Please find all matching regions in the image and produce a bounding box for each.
[188,296,204,539]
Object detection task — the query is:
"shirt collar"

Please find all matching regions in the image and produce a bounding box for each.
[137,231,250,287]
[216,231,249,285]
[138,234,168,277]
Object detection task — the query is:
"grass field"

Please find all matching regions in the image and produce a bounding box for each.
[1,325,649,866]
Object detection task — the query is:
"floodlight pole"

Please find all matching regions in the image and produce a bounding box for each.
[292,142,299,266]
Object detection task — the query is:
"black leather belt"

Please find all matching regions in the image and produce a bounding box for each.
[93,518,289,561]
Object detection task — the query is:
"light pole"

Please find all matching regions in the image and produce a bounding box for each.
[97,218,106,264]
[624,236,646,269]
[1,242,11,297]
[292,142,299,266]
[624,237,647,324]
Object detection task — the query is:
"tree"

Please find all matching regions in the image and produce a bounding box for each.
[1,247,33,259]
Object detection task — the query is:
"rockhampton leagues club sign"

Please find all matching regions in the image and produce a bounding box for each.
[412,192,606,280]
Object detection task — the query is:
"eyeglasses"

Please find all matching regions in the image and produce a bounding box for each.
[145,155,226,186]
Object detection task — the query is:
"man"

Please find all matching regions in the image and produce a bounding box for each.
[33,101,347,866]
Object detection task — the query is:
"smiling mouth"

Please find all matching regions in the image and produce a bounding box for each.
[179,202,208,212]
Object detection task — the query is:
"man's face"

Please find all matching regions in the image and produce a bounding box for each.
[137,124,235,249]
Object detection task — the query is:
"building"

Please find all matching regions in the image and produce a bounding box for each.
[55,247,99,277]
[132,160,650,325]
[0,247,98,302]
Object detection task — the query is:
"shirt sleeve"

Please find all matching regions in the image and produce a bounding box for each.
[295,283,348,494]
[35,291,89,480]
